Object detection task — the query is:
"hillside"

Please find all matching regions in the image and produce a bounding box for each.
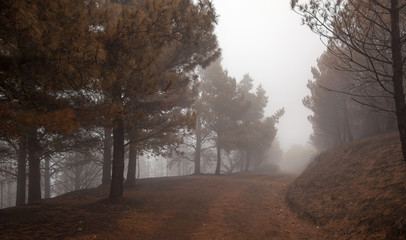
[0,174,324,240]
[287,132,406,239]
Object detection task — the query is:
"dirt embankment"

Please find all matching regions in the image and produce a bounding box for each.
[287,132,406,239]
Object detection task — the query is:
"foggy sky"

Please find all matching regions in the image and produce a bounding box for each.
[213,0,326,150]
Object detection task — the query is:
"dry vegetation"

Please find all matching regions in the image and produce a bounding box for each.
[287,132,406,239]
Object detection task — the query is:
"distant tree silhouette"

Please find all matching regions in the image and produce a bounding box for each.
[292,0,406,161]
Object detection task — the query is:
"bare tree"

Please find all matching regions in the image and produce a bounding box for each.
[292,0,406,161]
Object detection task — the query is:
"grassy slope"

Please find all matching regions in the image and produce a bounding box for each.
[287,132,406,239]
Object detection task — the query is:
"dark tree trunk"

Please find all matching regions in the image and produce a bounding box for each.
[244,149,251,172]
[194,114,202,175]
[390,0,406,162]
[16,134,27,206]
[0,183,3,208]
[74,165,82,191]
[240,151,245,172]
[110,116,125,199]
[44,157,51,198]
[137,153,140,179]
[28,127,41,203]
[214,140,221,175]
[110,85,125,199]
[126,143,137,187]
[102,127,112,185]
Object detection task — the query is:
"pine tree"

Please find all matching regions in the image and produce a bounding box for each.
[93,0,219,199]
[235,76,283,171]
[199,59,248,175]
[0,0,101,203]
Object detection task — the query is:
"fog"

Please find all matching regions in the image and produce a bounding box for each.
[278,144,316,173]
[3,0,385,209]
[2,2,404,239]
[213,0,326,151]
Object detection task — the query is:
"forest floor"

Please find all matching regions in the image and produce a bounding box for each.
[0,173,325,240]
[2,133,405,239]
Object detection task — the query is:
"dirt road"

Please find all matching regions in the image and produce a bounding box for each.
[1,174,325,240]
[110,174,325,240]
[189,174,323,240]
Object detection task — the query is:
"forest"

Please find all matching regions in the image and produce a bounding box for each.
[0,0,286,207]
[0,1,405,238]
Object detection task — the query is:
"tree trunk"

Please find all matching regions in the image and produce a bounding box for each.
[44,157,51,199]
[240,151,245,172]
[28,127,41,203]
[102,127,112,185]
[244,149,251,172]
[194,113,202,175]
[126,143,137,187]
[390,0,406,162]
[214,140,221,175]
[74,165,82,191]
[16,134,27,206]
[110,116,125,199]
[137,154,140,179]
[110,85,125,199]
[0,183,3,208]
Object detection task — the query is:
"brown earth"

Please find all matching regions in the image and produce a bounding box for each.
[0,174,325,240]
[287,132,406,239]
[2,133,405,240]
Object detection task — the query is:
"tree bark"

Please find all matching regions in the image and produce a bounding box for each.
[390,0,406,162]
[126,143,137,187]
[214,140,221,175]
[194,113,202,175]
[110,85,125,199]
[28,127,41,203]
[109,116,125,199]
[102,127,112,185]
[44,156,51,198]
[16,134,27,206]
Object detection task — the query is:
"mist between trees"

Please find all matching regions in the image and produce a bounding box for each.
[292,0,406,155]
[0,0,285,208]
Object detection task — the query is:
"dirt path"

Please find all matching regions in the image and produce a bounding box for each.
[189,174,323,240]
[115,174,325,240]
[1,174,325,240]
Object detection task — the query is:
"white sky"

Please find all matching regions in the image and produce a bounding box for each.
[212,0,326,150]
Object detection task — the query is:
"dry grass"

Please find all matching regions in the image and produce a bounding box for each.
[287,132,406,239]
